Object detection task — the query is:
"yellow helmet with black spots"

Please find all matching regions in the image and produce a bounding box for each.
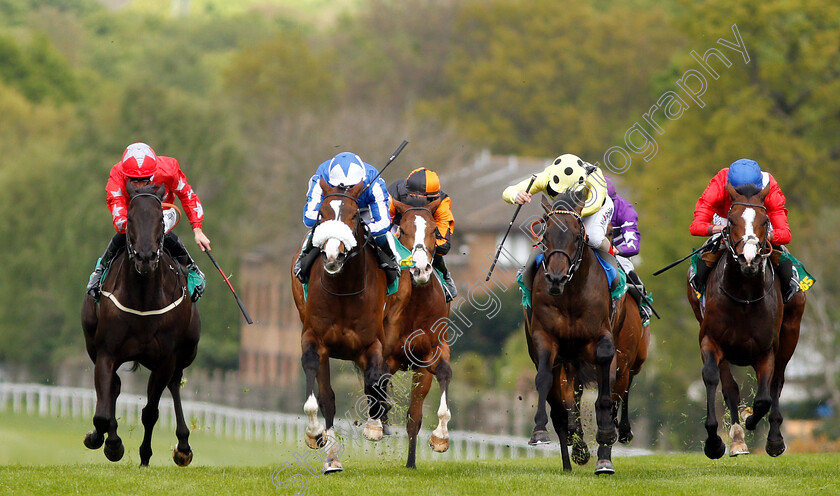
[546,154,607,217]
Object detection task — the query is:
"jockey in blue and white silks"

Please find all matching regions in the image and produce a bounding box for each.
[295,152,401,284]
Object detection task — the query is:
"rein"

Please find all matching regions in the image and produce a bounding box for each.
[541,209,586,283]
[126,193,165,263]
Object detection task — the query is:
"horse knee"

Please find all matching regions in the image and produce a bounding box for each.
[702,356,719,387]
[435,361,452,385]
[595,336,614,365]
[301,348,319,373]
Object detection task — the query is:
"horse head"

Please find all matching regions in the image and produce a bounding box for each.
[393,197,442,285]
[126,182,166,275]
[312,178,364,275]
[725,182,772,276]
[540,189,586,296]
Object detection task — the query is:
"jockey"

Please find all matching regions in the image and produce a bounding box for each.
[503,153,616,294]
[606,176,653,326]
[294,152,400,285]
[86,143,209,301]
[388,167,458,301]
[689,158,799,303]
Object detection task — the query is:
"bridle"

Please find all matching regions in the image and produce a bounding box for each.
[719,200,775,304]
[126,193,165,266]
[540,208,586,284]
[316,191,368,297]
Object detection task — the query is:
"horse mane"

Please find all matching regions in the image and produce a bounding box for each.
[551,189,585,212]
[127,182,165,200]
[733,183,762,198]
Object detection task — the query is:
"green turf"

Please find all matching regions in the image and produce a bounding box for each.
[1,412,838,495]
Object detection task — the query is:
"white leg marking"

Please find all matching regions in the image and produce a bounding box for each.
[304,393,324,438]
[432,391,451,440]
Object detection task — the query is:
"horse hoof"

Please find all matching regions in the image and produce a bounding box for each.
[704,436,725,459]
[429,434,449,453]
[596,428,617,446]
[572,441,590,466]
[729,442,749,457]
[594,459,615,475]
[766,439,786,457]
[618,429,634,444]
[382,424,391,436]
[84,430,104,450]
[173,448,193,467]
[323,457,343,474]
[104,439,125,462]
[305,432,325,450]
[363,420,383,442]
[528,430,551,446]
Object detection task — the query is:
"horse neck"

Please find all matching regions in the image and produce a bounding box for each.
[115,252,168,303]
[719,252,770,298]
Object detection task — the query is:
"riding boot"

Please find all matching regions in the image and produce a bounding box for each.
[294,232,320,284]
[165,233,206,302]
[86,233,126,299]
[374,235,401,286]
[432,254,457,301]
[777,255,798,304]
[689,235,723,295]
[627,271,652,326]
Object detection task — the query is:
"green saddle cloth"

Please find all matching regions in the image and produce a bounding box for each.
[516,263,626,309]
[689,249,815,299]
[90,255,204,302]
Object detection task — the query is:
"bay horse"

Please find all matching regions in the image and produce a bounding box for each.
[81,182,200,466]
[686,182,806,458]
[524,192,617,474]
[290,179,389,473]
[381,198,452,469]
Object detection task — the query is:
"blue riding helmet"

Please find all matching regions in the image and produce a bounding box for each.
[326,152,366,187]
[728,159,762,188]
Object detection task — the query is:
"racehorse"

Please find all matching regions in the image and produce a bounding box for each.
[81,182,200,467]
[290,179,389,473]
[381,198,452,469]
[686,182,806,458]
[524,192,618,474]
[612,291,649,445]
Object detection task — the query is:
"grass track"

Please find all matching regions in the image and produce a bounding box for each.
[1,413,838,495]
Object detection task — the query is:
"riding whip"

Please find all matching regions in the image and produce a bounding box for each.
[652,244,708,276]
[361,140,409,195]
[205,251,253,324]
[486,174,538,281]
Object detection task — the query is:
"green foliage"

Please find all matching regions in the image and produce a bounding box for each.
[0,33,80,104]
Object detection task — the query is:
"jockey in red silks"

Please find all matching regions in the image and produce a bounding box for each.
[688,158,799,303]
[86,143,210,301]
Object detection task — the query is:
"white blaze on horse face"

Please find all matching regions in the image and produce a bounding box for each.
[432,391,451,440]
[330,200,342,220]
[741,208,758,264]
[410,215,433,283]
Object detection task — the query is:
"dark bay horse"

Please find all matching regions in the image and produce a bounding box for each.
[382,198,452,469]
[686,183,806,458]
[525,193,617,474]
[290,179,389,473]
[81,182,200,466]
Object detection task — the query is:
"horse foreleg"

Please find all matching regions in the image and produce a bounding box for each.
[139,362,174,467]
[529,345,557,446]
[765,296,803,457]
[430,360,452,453]
[362,341,386,442]
[701,345,725,459]
[549,368,573,472]
[85,355,124,462]
[593,334,616,475]
[301,343,325,449]
[745,354,774,431]
[719,361,748,456]
[168,368,193,467]
[403,370,433,469]
[618,378,634,444]
[315,353,343,473]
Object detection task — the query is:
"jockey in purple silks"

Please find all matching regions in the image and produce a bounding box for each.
[606,176,653,326]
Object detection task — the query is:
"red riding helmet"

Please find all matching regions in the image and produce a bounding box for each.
[121,143,158,178]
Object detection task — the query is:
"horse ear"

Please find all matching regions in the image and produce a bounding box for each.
[319,177,332,194]
[155,183,166,200]
[758,183,771,201]
[126,181,138,197]
[426,197,443,214]
[347,180,365,198]
[725,182,738,200]
[541,195,551,214]
[392,198,410,215]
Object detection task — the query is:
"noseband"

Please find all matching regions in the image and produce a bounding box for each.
[316,191,368,296]
[720,201,775,304]
[126,193,165,263]
[541,209,586,283]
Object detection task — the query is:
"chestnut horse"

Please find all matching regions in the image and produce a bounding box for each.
[81,182,200,467]
[290,179,389,473]
[686,183,805,458]
[381,198,452,469]
[525,193,617,475]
